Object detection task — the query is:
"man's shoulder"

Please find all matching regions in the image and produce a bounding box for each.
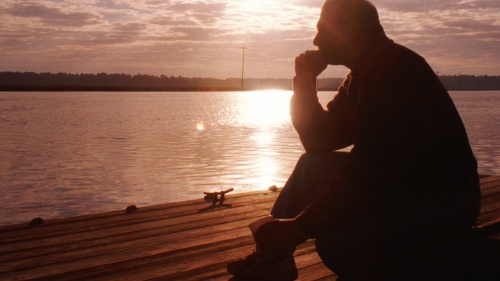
[363,41,430,82]
[380,41,426,66]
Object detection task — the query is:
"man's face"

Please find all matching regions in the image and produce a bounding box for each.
[313,2,352,66]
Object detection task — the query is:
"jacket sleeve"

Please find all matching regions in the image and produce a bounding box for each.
[290,76,355,153]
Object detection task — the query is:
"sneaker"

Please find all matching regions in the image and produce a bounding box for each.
[227,250,298,281]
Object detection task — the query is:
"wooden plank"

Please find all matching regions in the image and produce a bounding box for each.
[479,175,500,184]
[140,240,331,281]
[0,190,279,241]
[86,240,255,281]
[0,211,268,274]
[476,209,500,227]
[480,184,500,196]
[0,208,270,264]
[481,190,500,204]
[479,177,500,190]
[0,203,269,249]
[0,175,498,281]
[0,223,253,279]
[299,263,338,280]
[31,236,256,281]
[0,197,275,252]
[477,199,500,215]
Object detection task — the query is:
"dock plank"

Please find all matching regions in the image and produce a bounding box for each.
[0,176,499,280]
[0,202,272,255]
[0,191,278,242]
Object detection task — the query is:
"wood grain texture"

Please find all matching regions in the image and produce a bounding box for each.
[1,177,498,280]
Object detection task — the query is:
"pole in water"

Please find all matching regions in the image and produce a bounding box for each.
[240,44,247,89]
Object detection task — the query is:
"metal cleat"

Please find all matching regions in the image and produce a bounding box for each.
[199,188,234,212]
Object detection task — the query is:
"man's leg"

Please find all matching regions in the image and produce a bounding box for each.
[227,151,349,280]
[271,151,350,219]
[314,186,480,280]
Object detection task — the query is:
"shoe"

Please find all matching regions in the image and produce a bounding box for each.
[227,250,298,281]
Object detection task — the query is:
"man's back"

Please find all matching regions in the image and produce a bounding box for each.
[336,40,479,196]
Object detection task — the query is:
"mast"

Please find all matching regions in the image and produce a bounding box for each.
[240,44,247,89]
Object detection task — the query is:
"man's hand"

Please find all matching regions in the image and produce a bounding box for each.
[295,50,328,80]
[254,219,308,258]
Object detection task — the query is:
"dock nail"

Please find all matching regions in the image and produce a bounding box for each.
[268,185,278,192]
[125,205,138,214]
[28,217,44,228]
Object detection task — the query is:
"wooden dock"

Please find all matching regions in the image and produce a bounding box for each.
[1,176,499,280]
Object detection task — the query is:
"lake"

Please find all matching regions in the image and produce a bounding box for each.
[0,90,499,226]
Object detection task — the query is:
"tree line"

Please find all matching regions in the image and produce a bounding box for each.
[0,71,499,91]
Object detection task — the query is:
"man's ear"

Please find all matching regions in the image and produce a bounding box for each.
[344,17,366,47]
[345,17,362,36]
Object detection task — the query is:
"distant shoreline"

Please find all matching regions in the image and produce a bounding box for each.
[1,85,499,92]
[0,85,292,92]
[2,72,500,91]
[0,85,263,92]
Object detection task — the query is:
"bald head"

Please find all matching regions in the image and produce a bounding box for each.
[322,0,385,39]
[313,0,388,68]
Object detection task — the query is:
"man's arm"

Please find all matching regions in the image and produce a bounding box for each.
[291,51,354,153]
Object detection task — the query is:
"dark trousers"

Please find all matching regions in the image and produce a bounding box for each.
[271,152,481,280]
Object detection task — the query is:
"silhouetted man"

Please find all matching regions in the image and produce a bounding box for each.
[227,0,480,280]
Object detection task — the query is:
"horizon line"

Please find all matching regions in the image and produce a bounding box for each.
[1,71,499,80]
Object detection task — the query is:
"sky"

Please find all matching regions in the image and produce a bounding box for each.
[0,0,499,79]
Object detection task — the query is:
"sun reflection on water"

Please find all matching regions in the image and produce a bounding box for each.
[236,90,292,127]
[3,91,497,226]
[250,130,281,188]
[237,90,293,189]
[190,90,295,191]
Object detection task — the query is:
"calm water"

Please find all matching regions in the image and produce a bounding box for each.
[0,90,499,226]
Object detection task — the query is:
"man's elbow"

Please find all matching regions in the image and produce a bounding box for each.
[300,137,336,154]
[302,138,352,154]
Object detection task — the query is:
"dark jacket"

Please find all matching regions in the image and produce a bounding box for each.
[293,40,480,237]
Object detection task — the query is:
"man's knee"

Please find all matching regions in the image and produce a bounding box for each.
[295,151,350,174]
[295,152,319,167]
[297,151,349,163]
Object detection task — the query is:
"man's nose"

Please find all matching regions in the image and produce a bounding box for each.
[313,34,320,46]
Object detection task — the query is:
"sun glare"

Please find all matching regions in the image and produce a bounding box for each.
[241,0,267,12]
[196,122,205,132]
[238,90,292,127]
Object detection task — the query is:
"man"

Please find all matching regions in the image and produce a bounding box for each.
[227,0,481,280]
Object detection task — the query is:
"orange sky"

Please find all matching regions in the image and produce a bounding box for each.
[1,0,499,79]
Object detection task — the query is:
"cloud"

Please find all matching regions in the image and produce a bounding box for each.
[169,2,227,25]
[144,0,172,5]
[444,18,499,33]
[375,0,447,12]
[0,0,498,78]
[88,22,147,45]
[96,0,132,10]
[455,0,500,10]
[168,26,227,40]
[291,0,325,8]
[4,1,98,27]
[370,0,500,74]
[372,0,500,12]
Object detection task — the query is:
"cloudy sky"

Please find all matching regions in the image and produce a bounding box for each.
[1,0,499,79]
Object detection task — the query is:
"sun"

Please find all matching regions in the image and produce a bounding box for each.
[240,0,267,13]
